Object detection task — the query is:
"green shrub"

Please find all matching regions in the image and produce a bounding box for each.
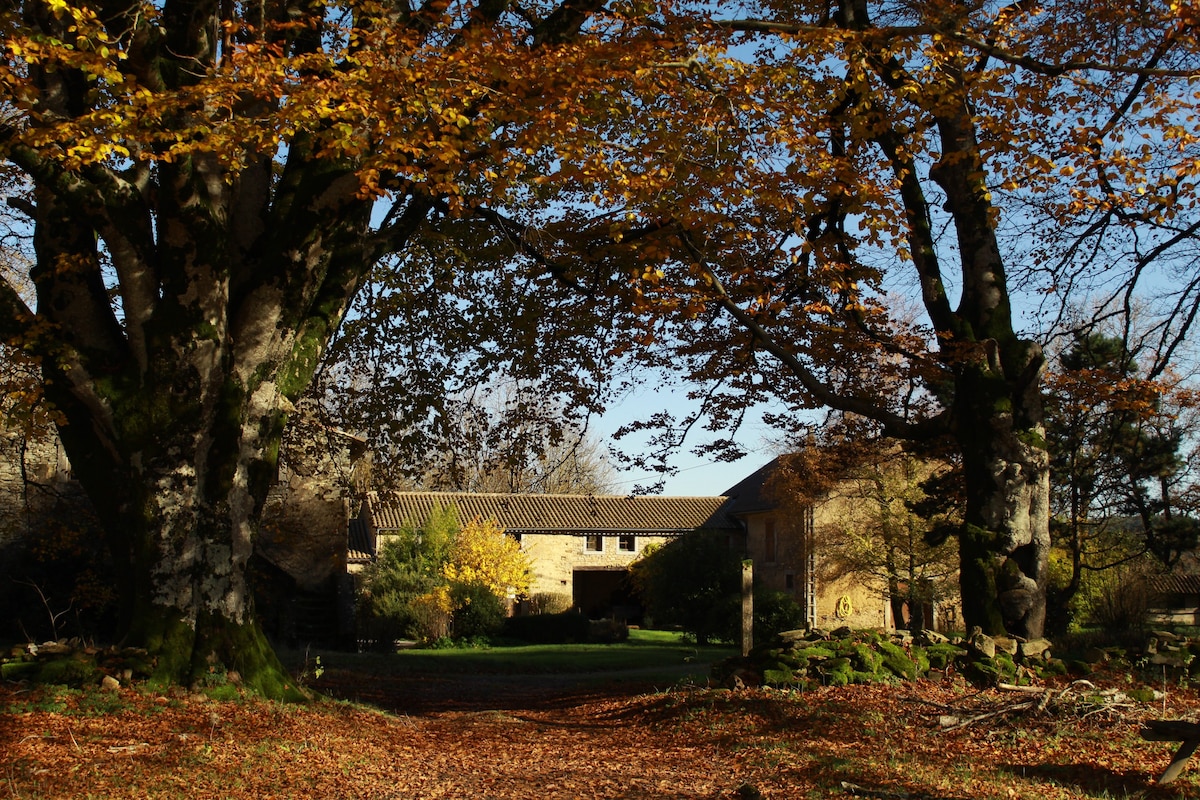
[503,610,592,644]
[450,582,507,640]
[356,505,459,643]
[588,618,629,643]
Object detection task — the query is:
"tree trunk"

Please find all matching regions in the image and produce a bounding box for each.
[21,148,377,696]
[46,346,305,695]
[954,359,1051,639]
[918,73,1052,641]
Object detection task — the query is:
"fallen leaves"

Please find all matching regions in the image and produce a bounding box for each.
[1,674,1199,799]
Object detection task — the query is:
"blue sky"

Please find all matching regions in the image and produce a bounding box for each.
[588,381,787,497]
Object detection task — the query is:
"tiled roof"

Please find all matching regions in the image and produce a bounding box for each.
[366,492,737,534]
[1148,574,1200,596]
[720,457,785,516]
[347,515,373,562]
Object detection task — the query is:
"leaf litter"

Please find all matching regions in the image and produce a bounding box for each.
[2,671,1199,799]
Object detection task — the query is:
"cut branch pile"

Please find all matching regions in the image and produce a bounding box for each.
[930,680,1163,732]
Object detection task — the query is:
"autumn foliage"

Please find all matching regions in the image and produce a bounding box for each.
[358,506,530,643]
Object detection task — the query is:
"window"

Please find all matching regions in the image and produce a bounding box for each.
[785,572,795,590]
[618,535,636,552]
[764,519,778,564]
[510,532,522,546]
[585,534,604,552]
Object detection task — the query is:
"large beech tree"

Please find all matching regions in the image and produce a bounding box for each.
[472,0,1200,639]
[0,0,665,694]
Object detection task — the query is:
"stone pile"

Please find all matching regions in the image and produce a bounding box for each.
[716,626,1062,689]
[1,639,153,689]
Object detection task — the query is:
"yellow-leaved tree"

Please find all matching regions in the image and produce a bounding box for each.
[443,516,531,605]
[412,516,529,641]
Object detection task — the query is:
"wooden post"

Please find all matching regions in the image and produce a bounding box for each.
[741,559,753,657]
[1140,720,1200,784]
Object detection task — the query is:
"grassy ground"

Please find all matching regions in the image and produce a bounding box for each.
[289,628,734,679]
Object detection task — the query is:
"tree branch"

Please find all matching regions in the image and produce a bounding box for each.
[680,233,949,441]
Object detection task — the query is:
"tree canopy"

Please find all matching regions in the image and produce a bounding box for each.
[2,0,1199,691]
[459,0,1200,638]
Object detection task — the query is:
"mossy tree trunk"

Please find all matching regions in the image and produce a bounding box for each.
[953,361,1051,639]
[22,144,390,694]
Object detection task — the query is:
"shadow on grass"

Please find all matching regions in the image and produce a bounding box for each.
[1001,761,1164,797]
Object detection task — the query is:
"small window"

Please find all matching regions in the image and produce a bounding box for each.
[585,535,604,552]
[785,572,795,590]
[618,535,636,552]
[765,519,778,564]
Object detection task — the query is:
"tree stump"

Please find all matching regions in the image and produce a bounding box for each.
[1140,720,1200,784]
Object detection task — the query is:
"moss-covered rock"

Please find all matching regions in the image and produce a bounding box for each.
[852,669,894,685]
[877,640,918,681]
[849,643,883,674]
[818,657,854,686]
[762,667,798,686]
[911,647,931,676]
[36,657,103,688]
[994,653,1018,683]
[1038,658,1068,677]
[961,656,1002,687]
[925,643,967,670]
[1,661,40,680]
[796,646,837,661]
[823,669,851,687]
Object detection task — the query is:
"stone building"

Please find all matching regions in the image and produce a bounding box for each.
[352,454,960,634]
[355,491,737,621]
[722,456,959,632]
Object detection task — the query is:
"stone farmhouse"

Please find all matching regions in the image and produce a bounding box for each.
[350,491,737,620]
[715,458,932,632]
[347,454,955,635]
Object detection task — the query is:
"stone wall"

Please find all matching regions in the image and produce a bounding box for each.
[739,504,896,631]
[518,532,679,598]
[0,428,72,548]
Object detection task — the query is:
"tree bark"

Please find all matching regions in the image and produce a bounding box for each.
[16,129,381,694]
[954,363,1051,638]
[870,40,1053,639]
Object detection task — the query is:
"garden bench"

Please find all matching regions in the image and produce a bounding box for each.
[1139,720,1200,784]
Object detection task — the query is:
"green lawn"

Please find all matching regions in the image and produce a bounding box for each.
[295,629,735,678]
